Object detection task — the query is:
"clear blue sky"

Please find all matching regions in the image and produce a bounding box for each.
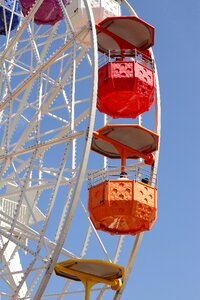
[122,1,200,299]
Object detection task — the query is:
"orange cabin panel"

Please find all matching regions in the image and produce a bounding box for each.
[97,61,155,119]
[88,180,157,235]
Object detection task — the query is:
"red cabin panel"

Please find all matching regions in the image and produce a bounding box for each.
[19,0,71,25]
[97,61,155,118]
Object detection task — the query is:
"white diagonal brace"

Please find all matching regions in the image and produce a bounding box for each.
[0,26,88,112]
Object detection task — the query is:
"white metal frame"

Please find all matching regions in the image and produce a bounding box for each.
[0,0,98,298]
[0,0,161,299]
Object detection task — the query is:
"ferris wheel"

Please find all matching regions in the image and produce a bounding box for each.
[0,0,161,299]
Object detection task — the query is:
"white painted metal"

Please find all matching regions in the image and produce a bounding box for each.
[0,0,99,297]
[66,0,121,30]
[0,0,161,299]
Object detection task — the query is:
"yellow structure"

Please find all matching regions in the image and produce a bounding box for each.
[54,259,124,300]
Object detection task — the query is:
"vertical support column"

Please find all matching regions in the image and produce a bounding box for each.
[121,154,126,174]
[84,280,94,300]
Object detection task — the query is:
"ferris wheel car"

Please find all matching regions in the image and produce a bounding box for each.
[66,0,121,30]
[98,56,155,118]
[96,16,155,118]
[0,0,20,35]
[19,0,71,25]
[88,178,157,235]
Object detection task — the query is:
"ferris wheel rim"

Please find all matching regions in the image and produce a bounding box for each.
[33,0,99,298]
[110,1,161,299]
